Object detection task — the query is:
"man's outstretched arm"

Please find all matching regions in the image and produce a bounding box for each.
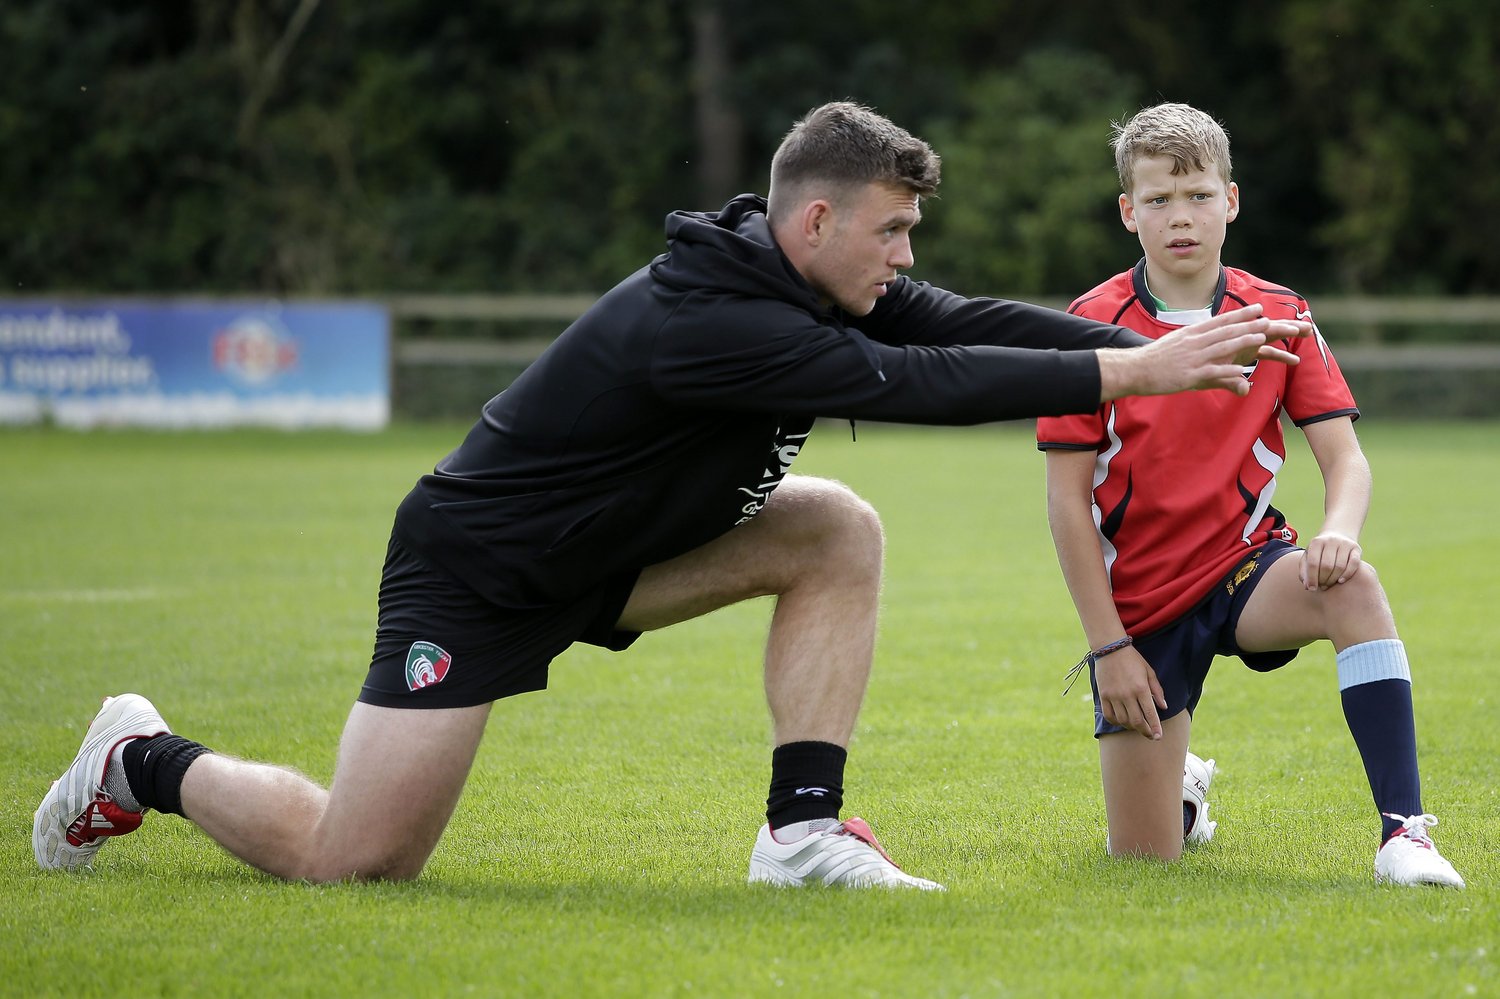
[1097,304,1310,401]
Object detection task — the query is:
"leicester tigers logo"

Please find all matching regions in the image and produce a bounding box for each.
[405,641,452,690]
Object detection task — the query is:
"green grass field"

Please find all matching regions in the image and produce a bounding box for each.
[2,421,1495,997]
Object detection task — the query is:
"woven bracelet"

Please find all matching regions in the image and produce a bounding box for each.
[1061,635,1134,696]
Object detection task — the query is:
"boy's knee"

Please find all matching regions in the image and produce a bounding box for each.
[1322,560,1396,637]
[1343,560,1386,600]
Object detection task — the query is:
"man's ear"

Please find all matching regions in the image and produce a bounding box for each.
[803,199,833,246]
[1225,181,1240,224]
[1119,193,1138,233]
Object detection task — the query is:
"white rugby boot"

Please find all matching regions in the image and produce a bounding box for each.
[34,694,170,870]
[1183,751,1218,845]
[747,816,944,890]
[1374,813,1465,888]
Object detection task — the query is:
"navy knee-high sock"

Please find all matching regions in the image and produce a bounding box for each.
[1337,640,1422,842]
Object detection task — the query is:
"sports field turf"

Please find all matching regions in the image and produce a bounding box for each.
[2,421,1494,997]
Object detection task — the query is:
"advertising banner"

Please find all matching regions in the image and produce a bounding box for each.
[0,300,389,430]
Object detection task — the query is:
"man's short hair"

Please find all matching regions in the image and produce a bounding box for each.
[1112,102,1232,194]
[767,102,941,224]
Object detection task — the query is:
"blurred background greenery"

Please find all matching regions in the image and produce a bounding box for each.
[10,0,1500,297]
[5,0,1496,417]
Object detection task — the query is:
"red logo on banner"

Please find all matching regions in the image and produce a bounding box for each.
[212,318,299,385]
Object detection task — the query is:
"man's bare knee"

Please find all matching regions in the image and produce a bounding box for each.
[297,702,488,884]
[787,478,884,579]
[299,845,431,884]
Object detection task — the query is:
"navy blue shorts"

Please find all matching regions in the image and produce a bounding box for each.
[359,534,641,709]
[1091,539,1301,738]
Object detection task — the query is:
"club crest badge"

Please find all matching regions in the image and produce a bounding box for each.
[1226,553,1261,595]
[405,641,452,691]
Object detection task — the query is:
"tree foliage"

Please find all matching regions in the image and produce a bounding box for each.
[1,0,1490,297]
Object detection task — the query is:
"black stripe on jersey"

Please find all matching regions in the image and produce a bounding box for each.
[1036,440,1102,452]
[1129,260,1156,317]
[1099,469,1133,543]
[1292,407,1361,428]
[1250,284,1309,322]
[1209,269,1230,311]
[1068,292,1109,316]
[1236,478,1258,520]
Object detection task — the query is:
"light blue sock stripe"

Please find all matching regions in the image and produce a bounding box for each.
[1336,639,1411,689]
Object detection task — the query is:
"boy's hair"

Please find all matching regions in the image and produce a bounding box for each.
[767,102,941,224]
[1112,102,1232,194]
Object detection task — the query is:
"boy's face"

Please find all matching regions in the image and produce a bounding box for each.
[1119,155,1239,297]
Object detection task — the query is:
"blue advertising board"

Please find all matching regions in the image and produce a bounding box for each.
[0,300,389,429]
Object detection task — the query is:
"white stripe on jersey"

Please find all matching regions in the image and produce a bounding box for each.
[1092,406,1124,585]
[1241,437,1285,543]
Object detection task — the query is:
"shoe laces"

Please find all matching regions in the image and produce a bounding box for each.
[1384,812,1439,847]
[834,817,901,869]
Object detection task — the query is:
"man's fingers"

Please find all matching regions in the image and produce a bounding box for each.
[1265,319,1313,339]
[1204,304,1264,328]
[1255,344,1301,365]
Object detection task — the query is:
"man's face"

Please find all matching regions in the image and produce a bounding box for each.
[1120,154,1238,295]
[806,181,920,316]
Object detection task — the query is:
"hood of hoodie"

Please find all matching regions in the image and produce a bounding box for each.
[653,194,884,381]
[652,194,829,316]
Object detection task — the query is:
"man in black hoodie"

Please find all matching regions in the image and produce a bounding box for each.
[36,102,1308,889]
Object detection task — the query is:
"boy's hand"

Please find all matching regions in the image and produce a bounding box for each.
[1098,304,1313,401]
[1095,647,1167,740]
[1301,530,1364,590]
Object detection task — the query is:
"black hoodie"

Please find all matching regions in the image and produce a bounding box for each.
[393,194,1148,609]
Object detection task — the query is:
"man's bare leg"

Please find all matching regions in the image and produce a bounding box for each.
[180,702,491,881]
[618,474,884,746]
[39,475,891,885]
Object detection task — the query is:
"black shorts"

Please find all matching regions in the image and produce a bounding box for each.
[359,534,642,709]
[1091,539,1301,738]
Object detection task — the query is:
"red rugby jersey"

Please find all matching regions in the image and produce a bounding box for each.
[1036,261,1358,636]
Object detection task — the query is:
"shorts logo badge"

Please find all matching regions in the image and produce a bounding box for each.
[1226,553,1261,595]
[405,641,452,691]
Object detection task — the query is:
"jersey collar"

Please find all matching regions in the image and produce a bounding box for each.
[1130,258,1228,318]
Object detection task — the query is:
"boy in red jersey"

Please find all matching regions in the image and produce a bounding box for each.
[1037,103,1463,886]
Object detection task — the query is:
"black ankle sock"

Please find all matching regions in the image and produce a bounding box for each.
[766,741,846,828]
[121,734,213,817]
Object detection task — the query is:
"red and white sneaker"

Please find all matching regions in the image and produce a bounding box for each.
[747,816,944,890]
[33,694,169,870]
[1374,813,1465,888]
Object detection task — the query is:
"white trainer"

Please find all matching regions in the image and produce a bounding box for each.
[747,817,944,890]
[34,694,170,870]
[1183,751,1217,845]
[1374,813,1465,888]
